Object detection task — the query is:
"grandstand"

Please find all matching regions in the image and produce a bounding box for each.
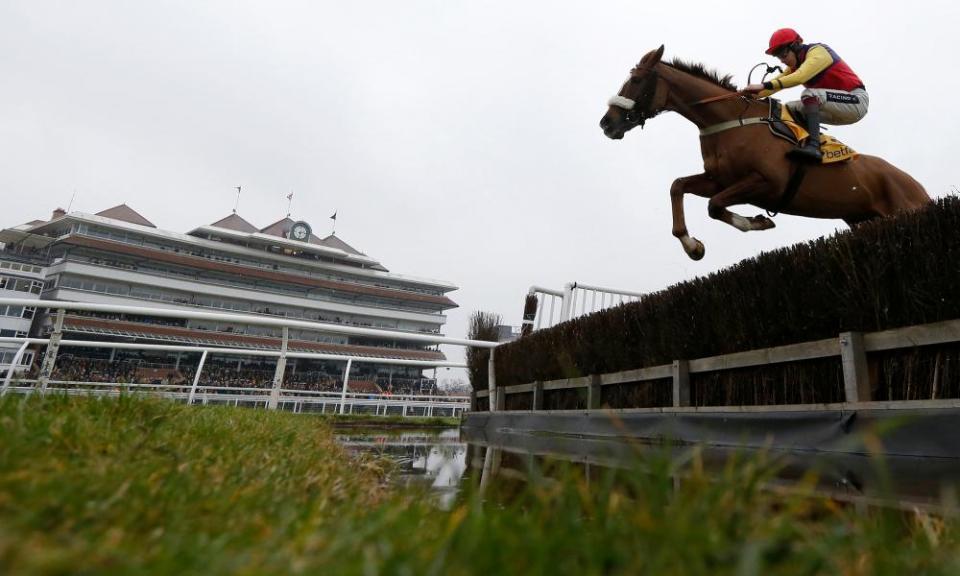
[0,204,459,392]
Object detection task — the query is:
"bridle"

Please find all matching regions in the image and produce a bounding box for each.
[605,64,665,129]
[607,65,754,128]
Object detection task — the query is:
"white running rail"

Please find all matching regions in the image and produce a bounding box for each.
[524,282,644,332]
[0,298,488,417]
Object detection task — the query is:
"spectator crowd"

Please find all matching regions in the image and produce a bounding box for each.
[37,355,449,396]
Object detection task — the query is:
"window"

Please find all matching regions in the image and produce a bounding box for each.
[22,307,35,320]
[0,350,33,366]
[1,306,23,318]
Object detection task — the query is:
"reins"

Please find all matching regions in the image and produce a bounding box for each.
[687,92,749,106]
[687,62,781,107]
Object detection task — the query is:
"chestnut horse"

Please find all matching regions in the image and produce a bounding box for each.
[599,46,930,260]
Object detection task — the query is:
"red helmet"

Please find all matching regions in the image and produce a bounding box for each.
[766,28,802,55]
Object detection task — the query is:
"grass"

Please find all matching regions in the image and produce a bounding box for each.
[1,394,959,574]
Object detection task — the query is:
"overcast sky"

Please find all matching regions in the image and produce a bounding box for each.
[2,1,958,383]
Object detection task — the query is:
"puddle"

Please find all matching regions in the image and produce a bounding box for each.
[337,425,960,513]
[336,428,467,509]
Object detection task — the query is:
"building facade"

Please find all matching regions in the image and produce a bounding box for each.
[0,205,458,392]
[0,255,44,372]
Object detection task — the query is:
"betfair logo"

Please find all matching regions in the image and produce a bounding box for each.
[824,146,852,160]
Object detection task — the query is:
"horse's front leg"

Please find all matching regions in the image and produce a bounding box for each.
[706,173,777,232]
[670,174,720,260]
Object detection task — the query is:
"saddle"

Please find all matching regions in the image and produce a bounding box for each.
[767,100,858,164]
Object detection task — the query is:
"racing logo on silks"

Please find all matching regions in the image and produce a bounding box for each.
[825,92,861,105]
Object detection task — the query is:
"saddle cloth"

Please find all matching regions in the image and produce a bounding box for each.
[768,100,859,164]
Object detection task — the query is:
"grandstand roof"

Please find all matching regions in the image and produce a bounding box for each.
[320,234,364,256]
[95,204,156,228]
[259,217,295,238]
[1,205,457,292]
[209,213,258,233]
[259,218,368,256]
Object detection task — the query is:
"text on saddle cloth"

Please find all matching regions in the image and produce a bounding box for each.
[768,100,859,164]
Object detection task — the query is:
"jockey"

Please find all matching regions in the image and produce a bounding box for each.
[744,28,868,162]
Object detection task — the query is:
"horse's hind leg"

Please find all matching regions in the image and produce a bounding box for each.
[670,174,721,260]
[706,173,778,232]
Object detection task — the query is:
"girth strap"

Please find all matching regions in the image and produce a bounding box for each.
[767,162,808,217]
[699,116,767,137]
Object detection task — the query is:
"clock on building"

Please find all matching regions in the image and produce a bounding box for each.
[289,221,312,241]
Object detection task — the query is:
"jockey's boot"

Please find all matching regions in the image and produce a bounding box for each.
[788,103,823,162]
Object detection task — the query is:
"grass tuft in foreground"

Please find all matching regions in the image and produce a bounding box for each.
[2,394,959,574]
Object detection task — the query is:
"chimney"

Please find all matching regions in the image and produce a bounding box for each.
[52,207,66,220]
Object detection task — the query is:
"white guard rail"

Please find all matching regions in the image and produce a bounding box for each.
[524,282,644,332]
[0,298,496,417]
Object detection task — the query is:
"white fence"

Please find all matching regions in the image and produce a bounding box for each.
[0,298,492,418]
[523,282,644,332]
[2,378,469,417]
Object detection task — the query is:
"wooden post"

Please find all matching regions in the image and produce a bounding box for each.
[588,374,602,409]
[469,390,477,412]
[840,331,871,402]
[38,309,66,393]
[267,327,289,410]
[187,350,208,405]
[532,381,543,411]
[338,358,353,415]
[487,348,497,412]
[672,360,690,407]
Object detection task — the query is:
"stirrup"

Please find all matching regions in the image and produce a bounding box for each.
[787,142,822,162]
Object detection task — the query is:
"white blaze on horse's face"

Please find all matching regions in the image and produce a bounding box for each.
[607,95,636,110]
[600,76,639,139]
[610,74,638,110]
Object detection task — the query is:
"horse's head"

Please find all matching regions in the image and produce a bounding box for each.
[600,45,670,139]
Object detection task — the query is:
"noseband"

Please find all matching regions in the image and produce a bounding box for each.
[607,66,663,128]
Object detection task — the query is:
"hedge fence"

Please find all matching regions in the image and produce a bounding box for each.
[473,196,960,409]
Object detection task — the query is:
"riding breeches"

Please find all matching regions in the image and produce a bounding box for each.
[786,87,869,125]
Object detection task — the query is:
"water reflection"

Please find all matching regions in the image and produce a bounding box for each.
[338,426,960,513]
[463,428,960,513]
[336,428,467,509]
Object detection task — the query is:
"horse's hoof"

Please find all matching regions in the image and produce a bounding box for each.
[687,240,705,261]
[750,215,776,230]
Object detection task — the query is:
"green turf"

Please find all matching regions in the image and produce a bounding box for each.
[1,394,958,575]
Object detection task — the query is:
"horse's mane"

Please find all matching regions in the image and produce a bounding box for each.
[665,58,738,91]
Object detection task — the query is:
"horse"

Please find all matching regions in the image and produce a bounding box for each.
[599,45,930,260]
